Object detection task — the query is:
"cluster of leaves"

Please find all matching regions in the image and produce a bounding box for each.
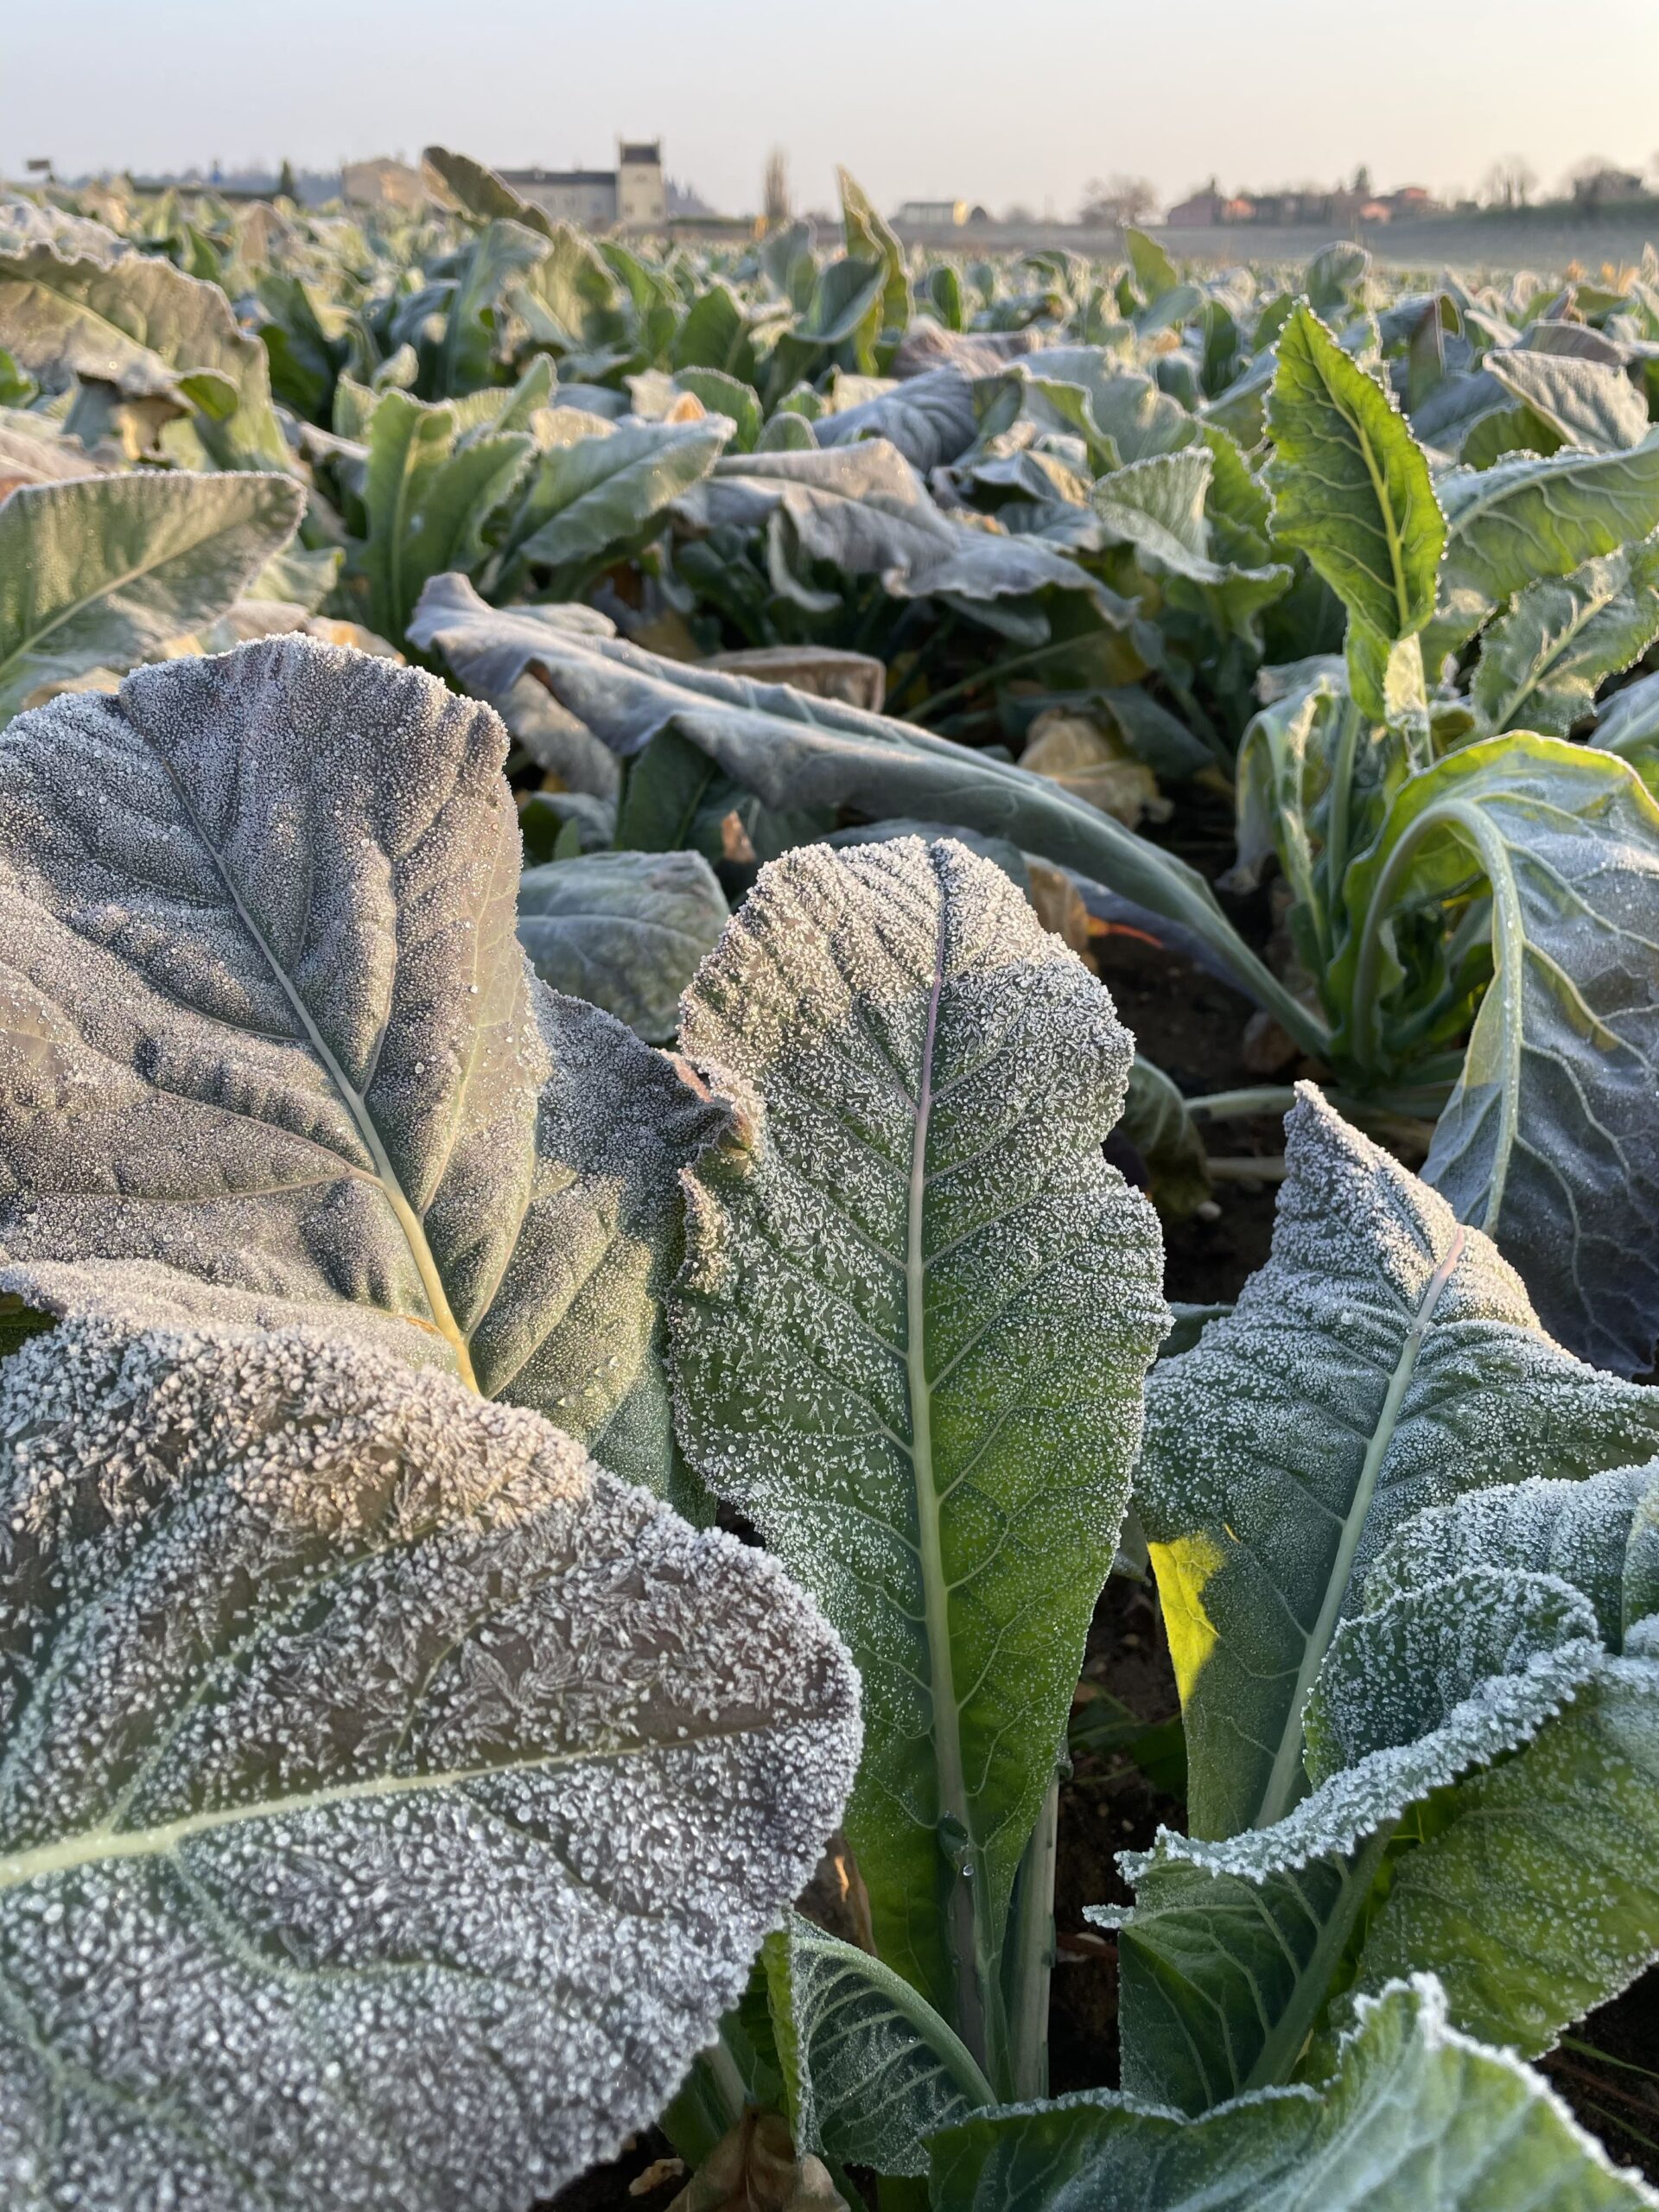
[3,149,1659,2212]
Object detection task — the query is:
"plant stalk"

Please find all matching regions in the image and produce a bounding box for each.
[1004,1774,1060,2102]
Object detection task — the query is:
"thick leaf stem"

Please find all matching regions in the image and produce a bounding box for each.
[1004,1773,1059,2101]
[907,902,989,2075]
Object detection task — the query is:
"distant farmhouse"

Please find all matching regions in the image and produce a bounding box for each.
[499,143,666,228]
[1166,175,1442,228]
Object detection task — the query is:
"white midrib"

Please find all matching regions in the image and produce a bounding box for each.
[159,765,480,1390]
[0,1725,758,1894]
[906,900,985,2063]
[1252,1226,1466,1830]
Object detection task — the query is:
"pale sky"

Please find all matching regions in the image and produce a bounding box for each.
[6,0,1659,218]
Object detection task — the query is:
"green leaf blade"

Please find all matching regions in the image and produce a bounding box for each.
[671,838,1167,2077]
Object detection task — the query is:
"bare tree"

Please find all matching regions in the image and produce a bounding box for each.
[1078,173,1159,228]
[1479,156,1538,209]
[763,149,790,231]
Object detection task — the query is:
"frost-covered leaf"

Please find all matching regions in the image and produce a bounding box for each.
[1592,668,1659,760]
[1339,734,1659,1371]
[408,575,1323,1049]
[1484,349,1651,454]
[0,1314,860,2212]
[502,414,729,585]
[0,207,287,465]
[1122,1056,1213,1219]
[925,1978,1657,2212]
[671,838,1166,2084]
[362,388,531,641]
[0,637,724,1495]
[422,143,556,238]
[518,849,728,1043]
[1136,1085,1659,1840]
[810,367,978,472]
[1470,533,1659,734]
[676,440,1123,619]
[0,471,303,720]
[768,1915,992,2177]
[1264,302,1445,716]
[1112,1460,1659,2107]
[1426,443,1659,668]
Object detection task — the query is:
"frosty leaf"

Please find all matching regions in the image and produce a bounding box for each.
[925,1977,1657,2212]
[361,389,531,641]
[1338,733,1659,1372]
[1136,1085,1659,1841]
[517,849,728,1043]
[0,471,303,721]
[0,1315,860,2212]
[767,1914,993,2178]
[1484,350,1652,455]
[1109,1461,1659,2108]
[409,573,1325,1051]
[671,838,1166,2088]
[1470,533,1659,736]
[1425,443,1659,668]
[0,637,725,1495]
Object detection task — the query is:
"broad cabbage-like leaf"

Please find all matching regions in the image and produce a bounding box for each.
[1426,442,1659,667]
[0,200,284,467]
[362,388,531,641]
[1264,303,1446,717]
[1136,1086,1659,1840]
[500,414,729,587]
[673,440,1122,620]
[809,367,978,472]
[767,1914,992,2178]
[1338,734,1659,1371]
[1110,1460,1659,2108]
[925,1978,1657,2211]
[1470,532,1659,734]
[422,143,556,238]
[0,471,302,721]
[0,638,724,1495]
[1484,349,1651,454]
[670,837,1166,2088]
[408,575,1325,1050]
[0,1313,860,2210]
[518,849,728,1042]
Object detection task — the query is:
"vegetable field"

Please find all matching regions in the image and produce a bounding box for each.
[3,149,1659,2209]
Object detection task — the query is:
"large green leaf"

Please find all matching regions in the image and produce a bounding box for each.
[926,1978,1657,2211]
[436,216,550,396]
[0,470,302,721]
[1426,442,1659,668]
[1110,1460,1659,2112]
[0,202,286,466]
[766,1915,993,2178]
[422,143,556,238]
[1136,1087,1659,1840]
[0,1313,859,2211]
[408,575,1327,1052]
[670,838,1167,2091]
[517,849,728,1042]
[673,440,1125,620]
[810,368,978,473]
[1264,302,1445,716]
[502,414,729,587]
[362,388,531,640]
[1470,532,1659,734]
[0,639,724,1497]
[1484,349,1651,454]
[1340,734,1659,1371]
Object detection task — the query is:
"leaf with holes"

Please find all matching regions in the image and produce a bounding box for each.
[0,637,726,1497]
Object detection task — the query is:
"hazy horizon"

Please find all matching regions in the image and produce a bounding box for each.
[6,0,1659,218]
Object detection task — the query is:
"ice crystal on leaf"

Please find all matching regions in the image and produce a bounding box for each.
[671,835,1167,2041]
[0,636,723,1496]
[0,1316,860,2210]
